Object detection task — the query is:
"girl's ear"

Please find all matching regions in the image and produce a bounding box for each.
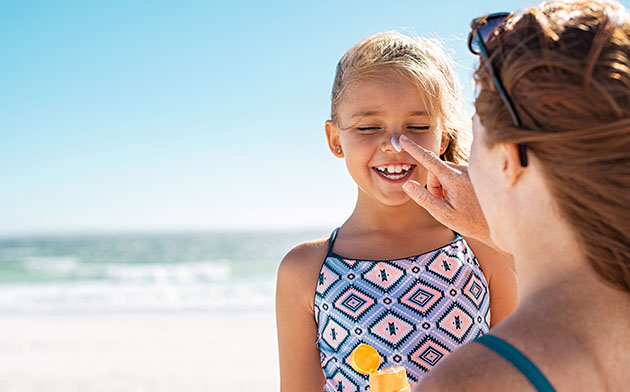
[439,131,450,158]
[325,120,344,158]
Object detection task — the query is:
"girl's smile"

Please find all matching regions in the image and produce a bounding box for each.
[372,163,416,182]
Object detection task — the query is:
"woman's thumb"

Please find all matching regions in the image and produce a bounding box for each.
[403,180,447,218]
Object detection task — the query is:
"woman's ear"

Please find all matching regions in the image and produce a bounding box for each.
[501,143,525,187]
[325,120,344,158]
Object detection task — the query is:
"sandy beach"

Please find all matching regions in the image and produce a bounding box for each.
[0,310,279,392]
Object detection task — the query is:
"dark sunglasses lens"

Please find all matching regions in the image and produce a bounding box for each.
[479,16,506,42]
[469,33,482,54]
[471,14,508,54]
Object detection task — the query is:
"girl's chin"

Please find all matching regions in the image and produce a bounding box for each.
[374,193,415,207]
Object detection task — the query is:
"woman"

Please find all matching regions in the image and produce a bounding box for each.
[400,1,630,390]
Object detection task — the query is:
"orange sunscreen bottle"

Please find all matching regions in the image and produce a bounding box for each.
[350,344,411,392]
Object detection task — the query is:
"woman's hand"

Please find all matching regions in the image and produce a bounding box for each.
[399,135,495,249]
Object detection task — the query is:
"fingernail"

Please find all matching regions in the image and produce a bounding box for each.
[403,181,414,193]
[391,134,402,152]
[400,134,409,142]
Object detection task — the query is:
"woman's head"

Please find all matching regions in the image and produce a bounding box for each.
[472,0,630,291]
[329,31,469,164]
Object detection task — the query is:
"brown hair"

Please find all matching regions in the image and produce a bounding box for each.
[331,31,470,164]
[474,0,630,291]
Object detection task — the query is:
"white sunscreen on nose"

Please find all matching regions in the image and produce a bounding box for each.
[391,134,402,152]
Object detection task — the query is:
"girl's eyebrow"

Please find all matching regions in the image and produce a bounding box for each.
[350,110,379,119]
[350,110,429,119]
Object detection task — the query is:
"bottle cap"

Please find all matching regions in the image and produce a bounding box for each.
[349,344,380,374]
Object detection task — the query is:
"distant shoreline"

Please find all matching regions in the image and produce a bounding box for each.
[0,226,331,240]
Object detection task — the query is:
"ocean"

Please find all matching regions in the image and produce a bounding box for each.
[0,229,328,313]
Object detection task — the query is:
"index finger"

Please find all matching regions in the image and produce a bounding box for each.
[399,135,454,179]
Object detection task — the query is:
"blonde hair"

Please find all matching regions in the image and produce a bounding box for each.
[474,0,630,291]
[330,31,470,164]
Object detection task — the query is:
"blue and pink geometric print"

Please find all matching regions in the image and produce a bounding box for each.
[314,231,490,392]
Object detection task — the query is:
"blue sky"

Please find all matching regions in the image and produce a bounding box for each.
[2,0,625,235]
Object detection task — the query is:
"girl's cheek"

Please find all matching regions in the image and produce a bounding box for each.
[408,132,441,153]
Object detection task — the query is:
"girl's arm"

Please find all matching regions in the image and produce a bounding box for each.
[276,243,326,392]
[466,238,518,327]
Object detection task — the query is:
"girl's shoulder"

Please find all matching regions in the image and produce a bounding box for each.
[279,236,331,278]
[464,237,515,274]
[464,237,518,326]
[276,234,334,308]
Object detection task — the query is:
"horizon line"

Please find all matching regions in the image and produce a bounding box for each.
[0,225,336,239]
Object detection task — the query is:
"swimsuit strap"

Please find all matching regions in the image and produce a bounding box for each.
[327,227,341,255]
[474,334,555,392]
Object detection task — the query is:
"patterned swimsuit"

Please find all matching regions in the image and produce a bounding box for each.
[314,228,490,391]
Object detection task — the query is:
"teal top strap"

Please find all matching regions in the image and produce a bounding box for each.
[327,227,340,255]
[474,334,555,392]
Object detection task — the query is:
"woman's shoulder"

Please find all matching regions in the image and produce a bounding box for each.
[415,334,535,392]
[417,317,557,392]
[417,312,612,392]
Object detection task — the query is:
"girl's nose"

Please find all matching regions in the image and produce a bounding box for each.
[391,134,403,152]
[382,133,402,152]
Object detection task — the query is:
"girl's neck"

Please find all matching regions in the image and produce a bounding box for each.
[331,190,455,260]
[343,190,443,235]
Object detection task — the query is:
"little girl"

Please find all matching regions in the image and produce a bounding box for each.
[276,31,517,392]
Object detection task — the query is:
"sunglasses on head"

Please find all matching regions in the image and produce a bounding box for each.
[468,12,529,167]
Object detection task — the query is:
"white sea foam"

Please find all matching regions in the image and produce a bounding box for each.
[23,256,80,274]
[0,259,272,313]
[104,261,232,284]
[0,230,324,313]
[0,278,275,313]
